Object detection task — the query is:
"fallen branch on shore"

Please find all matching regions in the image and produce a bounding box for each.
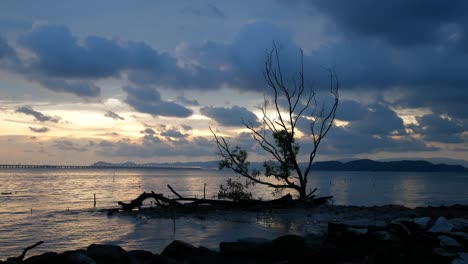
[6,241,44,263]
[117,185,332,211]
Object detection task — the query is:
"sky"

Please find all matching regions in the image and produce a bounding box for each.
[0,0,467,165]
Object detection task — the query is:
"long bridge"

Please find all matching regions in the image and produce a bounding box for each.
[0,164,201,170]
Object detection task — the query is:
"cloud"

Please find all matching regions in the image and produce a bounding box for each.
[317,126,437,155]
[410,114,466,143]
[53,140,87,152]
[295,102,436,155]
[308,0,468,47]
[29,126,50,133]
[181,3,226,18]
[31,75,101,97]
[176,96,199,106]
[0,36,15,59]
[16,106,61,123]
[18,23,172,78]
[124,86,193,118]
[141,128,156,135]
[336,100,369,121]
[200,105,260,127]
[95,135,215,159]
[181,124,193,131]
[160,128,187,138]
[3,21,468,128]
[104,110,124,120]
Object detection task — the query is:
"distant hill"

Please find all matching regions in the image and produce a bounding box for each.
[310,159,468,172]
[91,159,468,172]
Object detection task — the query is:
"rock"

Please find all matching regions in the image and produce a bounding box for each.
[346,227,368,235]
[87,244,130,264]
[433,247,459,258]
[452,253,468,263]
[303,233,324,249]
[451,219,468,232]
[372,230,397,242]
[340,219,386,228]
[149,254,178,264]
[460,252,468,261]
[413,217,432,230]
[219,238,272,258]
[429,217,455,233]
[271,235,307,260]
[439,235,463,248]
[388,222,412,238]
[22,252,59,264]
[161,240,217,262]
[451,232,468,242]
[127,250,153,264]
[58,250,96,264]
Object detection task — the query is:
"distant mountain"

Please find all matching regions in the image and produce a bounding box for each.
[379,157,468,168]
[311,159,468,172]
[91,159,468,172]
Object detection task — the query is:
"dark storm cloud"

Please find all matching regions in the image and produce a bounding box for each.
[124,86,193,118]
[28,126,50,133]
[53,140,87,152]
[160,128,187,138]
[296,103,435,155]
[336,100,369,121]
[31,76,101,97]
[181,3,226,18]
[95,135,215,159]
[308,0,468,47]
[104,111,124,120]
[141,128,156,135]
[410,114,466,143]
[348,104,405,135]
[318,126,437,155]
[3,21,468,127]
[0,18,31,32]
[200,106,260,127]
[0,36,15,59]
[18,24,177,79]
[16,106,60,123]
[175,21,301,91]
[181,124,193,131]
[176,96,199,106]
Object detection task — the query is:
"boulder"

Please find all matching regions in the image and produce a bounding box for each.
[271,235,307,260]
[86,244,130,264]
[439,235,463,249]
[413,217,432,230]
[433,247,459,258]
[219,238,272,258]
[346,227,368,235]
[127,250,153,264]
[58,250,96,264]
[452,252,468,264]
[388,222,412,238]
[161,240,216,262]
[429,217,455,233]
[371,230,398,242]
[22,252,59,264]
[149,254,178,264]
[450,219,468,232]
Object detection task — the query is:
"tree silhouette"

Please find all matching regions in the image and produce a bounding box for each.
[212,44,339,200]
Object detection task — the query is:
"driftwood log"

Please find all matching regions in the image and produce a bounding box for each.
[6,241,44,263]
[117,185,332,211]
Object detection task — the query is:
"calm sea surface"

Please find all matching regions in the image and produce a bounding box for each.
[0,168,467,258]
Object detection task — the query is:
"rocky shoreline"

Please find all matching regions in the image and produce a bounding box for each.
[2,205,468,264]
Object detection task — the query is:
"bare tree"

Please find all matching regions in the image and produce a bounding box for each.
[212,44,339,200]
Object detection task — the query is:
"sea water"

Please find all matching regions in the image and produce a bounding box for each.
[0,168,467,258]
